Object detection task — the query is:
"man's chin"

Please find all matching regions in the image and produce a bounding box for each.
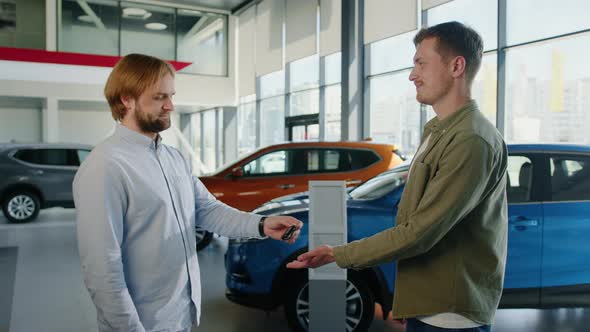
[415,94,432,105]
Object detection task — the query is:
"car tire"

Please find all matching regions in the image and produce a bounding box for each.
[2,191,41,223]
[195,227,214,251]
[284,272,375,332]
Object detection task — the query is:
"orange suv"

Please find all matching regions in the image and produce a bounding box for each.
[199,141,405,212]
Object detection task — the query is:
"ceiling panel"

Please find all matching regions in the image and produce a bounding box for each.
[156,0,250,11]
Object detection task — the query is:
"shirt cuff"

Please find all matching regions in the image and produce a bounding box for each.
[332,245,352,268]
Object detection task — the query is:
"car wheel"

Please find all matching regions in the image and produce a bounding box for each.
[195,226,214,251]
[2,191,41,223]
[284,272,375,332]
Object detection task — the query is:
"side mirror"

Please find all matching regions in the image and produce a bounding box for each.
[231,167,244,178]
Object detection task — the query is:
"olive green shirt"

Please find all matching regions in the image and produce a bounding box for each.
[333,100,508,324]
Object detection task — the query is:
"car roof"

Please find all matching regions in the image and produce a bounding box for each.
[0,143,93,151]
[508,143,590,154]
[260,141,397,150]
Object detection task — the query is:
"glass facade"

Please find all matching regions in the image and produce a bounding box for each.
[59,0,119,55]
[260,96,285,147]
[369,70,421,155]
[505,33,590,144]
[212,0,590,167]
[237,97,257,157]
[176,9,227,75]
[0,0,45,49]
[58,0,228,76]
[120,2,175,59]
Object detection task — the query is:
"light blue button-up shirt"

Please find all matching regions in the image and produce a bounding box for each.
[73,124,262,332]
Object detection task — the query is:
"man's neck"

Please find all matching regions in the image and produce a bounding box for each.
[120,120,158,140]
[432,93,471,121]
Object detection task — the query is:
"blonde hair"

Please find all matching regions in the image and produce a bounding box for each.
[104,54,175,121]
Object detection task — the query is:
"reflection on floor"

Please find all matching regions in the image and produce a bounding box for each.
[0,209,589,332]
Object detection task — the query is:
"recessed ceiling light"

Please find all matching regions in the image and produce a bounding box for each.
[77,15,93,23]
[122,7,152,20]
[145,22,167,31]
[179,9,202,16]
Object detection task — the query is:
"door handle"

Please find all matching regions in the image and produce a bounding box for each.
[345,179,362,186]
[509,216,539,231]
[33,170,44,175]
[278,184,295,189]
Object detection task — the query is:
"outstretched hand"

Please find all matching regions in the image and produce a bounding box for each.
[263,216,303,244]
[286,245,335,269]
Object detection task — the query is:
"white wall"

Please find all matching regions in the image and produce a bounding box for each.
[58,110,115,145]
[0,107,42,143]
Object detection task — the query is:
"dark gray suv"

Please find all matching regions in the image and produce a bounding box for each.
[0,143,92,223]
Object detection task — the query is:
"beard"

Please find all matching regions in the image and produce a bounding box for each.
[135,106,171,133]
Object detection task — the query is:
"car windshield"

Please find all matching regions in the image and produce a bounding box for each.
[349,166,408,200]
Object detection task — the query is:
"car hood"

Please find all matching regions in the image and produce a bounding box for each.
[252,195,376,216]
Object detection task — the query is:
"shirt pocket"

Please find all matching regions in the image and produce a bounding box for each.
[403,161,431,215]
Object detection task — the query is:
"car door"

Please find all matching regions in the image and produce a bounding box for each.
[502,153,544,306]
[13,148,80,204]
[541,152,590,306]
[226,149,299,211]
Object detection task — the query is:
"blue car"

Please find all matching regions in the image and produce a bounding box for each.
[225,144,590,332]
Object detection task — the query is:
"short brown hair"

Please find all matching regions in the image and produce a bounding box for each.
[414,21,483,84]
[104,54,175,121]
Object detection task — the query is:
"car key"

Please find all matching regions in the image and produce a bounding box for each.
[281,225,297,241]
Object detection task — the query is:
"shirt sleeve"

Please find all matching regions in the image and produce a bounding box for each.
[73,152,146,332]
[333,135,496,269]
[191,175,263,238]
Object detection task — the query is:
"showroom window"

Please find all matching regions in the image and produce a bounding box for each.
[176,8,227,75]
[368,69,421,155]
[237,95,257,157]
[59,0,119,56]
[426,0,498,51]
[202,110,216,172]
[190,111,202,173]
[260,96,285,147]
[506,0,590,47]
[504,30,590,145]
[366,30,421,156]
[120,2,175,59]
[368,30,415,76]
[323,52,342,141]
[259,70,286,147]
[424,0,498,126]
[288,55,320,118]
[58,0,228,76]
[0,0,45,49]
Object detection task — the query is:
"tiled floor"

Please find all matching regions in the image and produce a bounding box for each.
[0,209,589,332]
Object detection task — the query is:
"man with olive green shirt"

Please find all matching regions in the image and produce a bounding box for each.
[287,22,508,332]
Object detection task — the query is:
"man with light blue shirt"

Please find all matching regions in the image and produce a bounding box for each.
[73,53,303,332]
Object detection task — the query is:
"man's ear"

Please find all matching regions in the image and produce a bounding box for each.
[120,95,135,111]
[450,56,467,79]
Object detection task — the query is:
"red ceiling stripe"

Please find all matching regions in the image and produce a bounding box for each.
[0,47,192,71]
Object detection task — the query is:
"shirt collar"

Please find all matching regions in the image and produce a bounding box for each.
[114,124,162,151]
[424,99,478,134]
